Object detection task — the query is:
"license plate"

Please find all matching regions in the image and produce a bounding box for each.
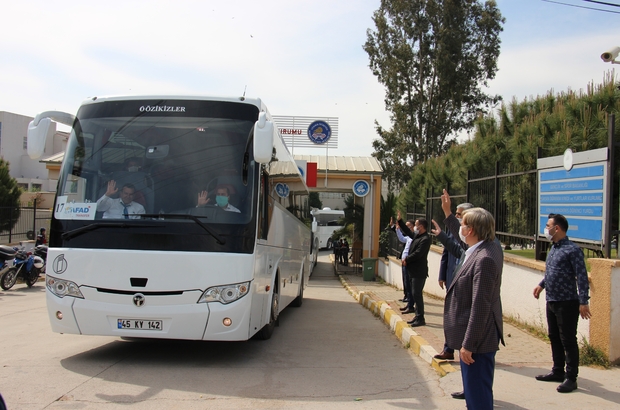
[117,319,162,331]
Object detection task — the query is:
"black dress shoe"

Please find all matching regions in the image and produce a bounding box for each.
[434,350,455,360]
[398,298,408,303]
[400,308,415,314]
[408,317,426,327]
[535,372,565,382]
[557,379,578,393]
[451,391,465,400]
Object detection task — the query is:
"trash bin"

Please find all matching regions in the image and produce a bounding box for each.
[361,257,377,281]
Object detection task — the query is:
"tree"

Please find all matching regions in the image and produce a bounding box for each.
[364,0,505,188]
[308,192,322,210]
[0,159,22,232]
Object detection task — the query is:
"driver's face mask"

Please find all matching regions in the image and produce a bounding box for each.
[127,166,140,172]
[216,195,229,208]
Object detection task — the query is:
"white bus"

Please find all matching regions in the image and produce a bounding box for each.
[27,95,314,341]
[311,208,344,249]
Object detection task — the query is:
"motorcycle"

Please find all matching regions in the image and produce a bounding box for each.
[0,245,16,278]
[0,246,45,290]
[33,244,48,274]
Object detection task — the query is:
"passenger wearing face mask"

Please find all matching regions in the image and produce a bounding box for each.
[196,185,240,213]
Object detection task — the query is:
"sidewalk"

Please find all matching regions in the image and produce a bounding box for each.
[331,256,620,409]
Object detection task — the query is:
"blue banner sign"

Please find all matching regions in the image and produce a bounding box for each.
[540,206,603,217]
[540,179,604,192]
[540,165,604,181]
[538,156,607,243]
[540,194,603,204]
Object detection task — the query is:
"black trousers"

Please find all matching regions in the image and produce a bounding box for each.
[546,300,580,381]
[411,275,427,318]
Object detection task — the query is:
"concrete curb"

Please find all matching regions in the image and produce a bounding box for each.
[338,274,456,377]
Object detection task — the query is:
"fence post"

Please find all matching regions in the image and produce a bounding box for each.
[605,113,615,259]
[32,198,38,238]
[494,161,500,234]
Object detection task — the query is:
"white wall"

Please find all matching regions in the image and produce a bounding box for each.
[378,246,590,341]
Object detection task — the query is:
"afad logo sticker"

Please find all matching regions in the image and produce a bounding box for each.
[307,120,331,144]
[54,196,96,220]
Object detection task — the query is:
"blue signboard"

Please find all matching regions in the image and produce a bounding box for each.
[540,179,604,192]
[275,183,289,198]
[538,159,607,243]
[540,165,604,181]
[307,121,332,144]
[540,206,603,217]
[540,194,603,204]
[353,180,370,197]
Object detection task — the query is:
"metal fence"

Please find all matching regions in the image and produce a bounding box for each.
[0,200,52,245]
[386,163,540,258]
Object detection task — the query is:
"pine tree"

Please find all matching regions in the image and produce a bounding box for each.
[0,158,22,232]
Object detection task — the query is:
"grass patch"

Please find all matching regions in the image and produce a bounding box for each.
[579,336,611,368]
[504,315,549,342]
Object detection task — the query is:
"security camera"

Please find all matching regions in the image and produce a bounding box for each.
[601,46,620,63]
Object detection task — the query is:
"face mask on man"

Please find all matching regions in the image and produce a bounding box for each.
[216,195,229,208]
[459,225,468,243]
[544,227,555,241]
[414,227,420,235]
[127,166,140,172]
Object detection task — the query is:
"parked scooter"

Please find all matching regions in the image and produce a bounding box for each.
[0,246,45,290]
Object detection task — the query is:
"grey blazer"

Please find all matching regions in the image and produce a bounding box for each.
[440,215,505,354]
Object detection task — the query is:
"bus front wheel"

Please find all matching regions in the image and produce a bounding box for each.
[255,283,280,340]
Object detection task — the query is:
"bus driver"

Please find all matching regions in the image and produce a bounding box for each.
[97,181,146,219]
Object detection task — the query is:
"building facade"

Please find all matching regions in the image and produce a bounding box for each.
[0,111,68,192]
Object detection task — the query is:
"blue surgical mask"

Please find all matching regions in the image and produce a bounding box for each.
[216,195,229,208]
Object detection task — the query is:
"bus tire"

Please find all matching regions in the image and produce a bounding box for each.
[291,275,304,308]
[254,281,280,340]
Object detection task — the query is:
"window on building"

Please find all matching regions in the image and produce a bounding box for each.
[23,136,27,150]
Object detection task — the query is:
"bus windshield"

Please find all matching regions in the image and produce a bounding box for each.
[52,98,259,253]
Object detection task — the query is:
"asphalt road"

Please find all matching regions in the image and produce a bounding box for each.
[0,252,461,409]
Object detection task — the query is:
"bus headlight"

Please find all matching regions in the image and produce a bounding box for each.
[198,282,250,304]
[46,275,84,299]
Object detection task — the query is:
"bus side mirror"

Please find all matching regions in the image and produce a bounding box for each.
[312,220,317,233]
[27,110,76,159]
[253,112,274,164]
[27,117,52,159]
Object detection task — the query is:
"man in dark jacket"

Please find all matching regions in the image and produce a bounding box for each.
[399,217,431,327]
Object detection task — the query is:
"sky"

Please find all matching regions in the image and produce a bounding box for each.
[1,0,620,157]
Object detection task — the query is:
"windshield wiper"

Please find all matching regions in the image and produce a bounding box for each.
[62,222,161,240]
[61,215,225,245]
[139,213,226,245]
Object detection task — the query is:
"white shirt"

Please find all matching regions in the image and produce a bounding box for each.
[221,203,240,213]
[462,240,484,265]
[96,195,145,219]
[395,226,413,261]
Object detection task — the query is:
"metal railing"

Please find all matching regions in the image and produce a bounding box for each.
[0,200,52,245]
